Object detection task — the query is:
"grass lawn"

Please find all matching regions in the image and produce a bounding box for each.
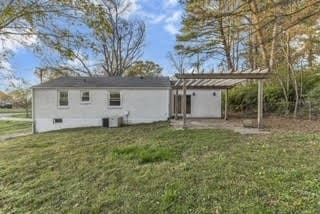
[0,120,32,137]
[1,123,320,213]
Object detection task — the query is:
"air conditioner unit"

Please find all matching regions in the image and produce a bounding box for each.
[109,117,123,128]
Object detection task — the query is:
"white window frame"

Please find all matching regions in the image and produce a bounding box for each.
[80,90,91,104]
[58,90,69,108]
[108,91,122,108]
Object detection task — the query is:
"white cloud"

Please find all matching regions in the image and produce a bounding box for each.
[166,10,182,23]
[0,61,13,77]
[164,10,182,35]
[164,23,179,35]
[0,29,37,88]
[0,61,14,90]
[0,33,37,52]
[89,0,141,19]
[150,14,166,24]
[94,0,182,35]
[135,10,166,24]
[120,0,141,18]
[164,0,179,8]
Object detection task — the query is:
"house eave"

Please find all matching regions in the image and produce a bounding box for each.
[31,86,172,90]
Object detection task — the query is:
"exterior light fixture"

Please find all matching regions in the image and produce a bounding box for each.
[192,92,196,96]
[213,92,216,96]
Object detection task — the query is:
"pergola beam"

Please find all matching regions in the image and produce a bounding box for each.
[176,72,272,80]
[174,79,181,86]
[204,79,218,86]
[172,86,233,90]
[191,79,203,86]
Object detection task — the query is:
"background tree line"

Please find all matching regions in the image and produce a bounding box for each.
[176,0,320,118]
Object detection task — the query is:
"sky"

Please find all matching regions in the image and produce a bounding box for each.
[0,0,183,90]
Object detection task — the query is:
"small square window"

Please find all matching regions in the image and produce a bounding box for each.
[81,91,90,102]
[109,92,121,106]
[58,91,68,106]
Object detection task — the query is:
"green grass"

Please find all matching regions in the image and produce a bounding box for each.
[1,123,320,213]
[0,120,32,136]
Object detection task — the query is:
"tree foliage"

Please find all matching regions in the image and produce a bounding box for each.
[178,0,320,116]
[34,66,79,83]
[125,61,163,77]
[0,0,105,78]
[0,91,10,101]
[1,0,146,80]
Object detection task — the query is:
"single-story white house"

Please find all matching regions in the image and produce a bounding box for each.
[31,76,221,133]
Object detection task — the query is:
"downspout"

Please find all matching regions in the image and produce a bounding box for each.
[168,87,172,120]
[32,88,36,134]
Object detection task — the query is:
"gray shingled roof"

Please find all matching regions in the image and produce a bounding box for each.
[32,76,171,88]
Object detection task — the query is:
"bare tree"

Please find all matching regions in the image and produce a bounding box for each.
[94,0,145,77]
[167,51,188,74]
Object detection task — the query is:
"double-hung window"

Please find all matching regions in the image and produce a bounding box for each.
[81,91,90,103]
[58,91,68,107]
[109,92,121,107]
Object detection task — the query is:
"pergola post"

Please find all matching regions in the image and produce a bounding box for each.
[257,80,264,129]
[174,88,178,120]
[183,79,187,128]
[224,89,229,120]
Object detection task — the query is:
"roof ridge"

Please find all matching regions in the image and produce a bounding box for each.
[32,75,171,88]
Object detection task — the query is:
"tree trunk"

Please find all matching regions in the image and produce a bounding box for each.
[284,32,300,118]
[249,0,270,70]
[218,17,235,72]
[293,76,299,118]
[269,21,278,72]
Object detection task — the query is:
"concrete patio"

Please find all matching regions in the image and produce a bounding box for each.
[170,118,270,135]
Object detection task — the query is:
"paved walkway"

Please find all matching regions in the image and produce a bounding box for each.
[0,113,32,122]
[0,113,32,142]
[171,119,270,135]
[0,132,32,142]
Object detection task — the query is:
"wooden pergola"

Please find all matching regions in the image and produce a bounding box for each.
[174,68,272,129]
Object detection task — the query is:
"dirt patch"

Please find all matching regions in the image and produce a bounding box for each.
[262,116,320,134]
[226,116,320,134]
[171,119,270,135]
[171,116,320,134]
